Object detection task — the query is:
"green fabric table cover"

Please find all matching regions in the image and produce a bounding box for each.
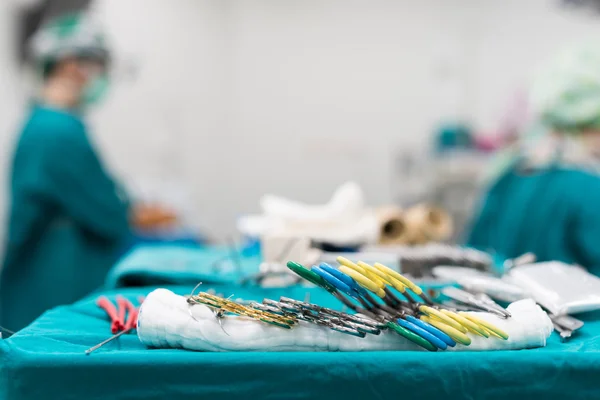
[104,245,262,289]
[1,285,600,400]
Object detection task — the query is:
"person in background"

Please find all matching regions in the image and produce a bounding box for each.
[468,41,600,276]
[0,13,168,331]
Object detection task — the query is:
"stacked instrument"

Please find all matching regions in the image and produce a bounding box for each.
[187,256,510,352]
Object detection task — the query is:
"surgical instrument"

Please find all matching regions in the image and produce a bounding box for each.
[86,296,142,355]
[336,258,508,344]
[303,260,454,350]
[442,287,511,318]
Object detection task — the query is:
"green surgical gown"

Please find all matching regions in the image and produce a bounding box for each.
[468,166,600,276]
[0,105,132,331]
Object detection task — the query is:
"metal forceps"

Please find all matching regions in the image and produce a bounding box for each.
[441,287,511,318]
[272,297,383,337]
[276,297,384,335]
[298,311,366,338]
[256,297,364,337]
[187,284,296,332]
[187,282,230,335]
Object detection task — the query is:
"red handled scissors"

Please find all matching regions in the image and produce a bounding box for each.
[86,295,144,354]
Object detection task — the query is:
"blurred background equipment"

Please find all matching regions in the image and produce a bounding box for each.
[238,181,455,250]
[375,204,454,246]
[366,244,493,278]
[402,204,453,245]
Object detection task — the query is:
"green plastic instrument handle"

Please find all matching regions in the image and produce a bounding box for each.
[287,261,336,292]
[386,321,437,352]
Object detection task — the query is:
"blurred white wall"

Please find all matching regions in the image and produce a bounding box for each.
[91,0,230,235]
[2,0,600,240]
[93,0,473,238]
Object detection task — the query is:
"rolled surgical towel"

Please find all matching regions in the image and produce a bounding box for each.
[237,181,380,246]
[260,181,366,222]
[137,289,553,352]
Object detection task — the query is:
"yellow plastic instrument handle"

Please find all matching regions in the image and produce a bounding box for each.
[458,312,509,340]
[441,309,489,338]
[338,265,386,298]
[357,262,392,285]
[337,257,365,273]
[358,262,407,293]
[479,326,505,340]
[465,325,489,338]
[421,316,471,345]
[419,305,466,332]
[338,257,386,289]
[373,263,423,295]
[371,263,408,293]
[387,276,409,293]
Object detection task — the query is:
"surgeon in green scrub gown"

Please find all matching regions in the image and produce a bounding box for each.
[468,42,600,276]
[0,14,133,331]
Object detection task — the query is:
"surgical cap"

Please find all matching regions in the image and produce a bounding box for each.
[29,12,109,74]
[531,40,600,132]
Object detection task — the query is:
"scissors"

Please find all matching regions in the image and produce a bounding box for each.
[312,264,400,317]
[288,258,510,349]
[317,263,413,319]
[86,296,143,354]
[289,261,441,350]
[287,261,382,320]
[316,261,455,350]
[335,259,417,314]
[366,260,508,340]
[335,258,509,343]
[277,297,386,331]
[314,266,408,317]
[332,260,456,349]
[274,297,380,337]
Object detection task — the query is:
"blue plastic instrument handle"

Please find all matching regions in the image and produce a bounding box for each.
[312,266,359,299]
[405,315,456,347]
[322,263,370,298]
[320,263,356,287]
[396,318,448,350]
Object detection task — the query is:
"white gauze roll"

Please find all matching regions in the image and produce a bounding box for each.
[137,289,553,352]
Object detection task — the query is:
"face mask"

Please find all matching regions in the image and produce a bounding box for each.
[81,75,110,106]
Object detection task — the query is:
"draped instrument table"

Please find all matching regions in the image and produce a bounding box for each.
[104,244,262,289]
[1,285,600,400]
